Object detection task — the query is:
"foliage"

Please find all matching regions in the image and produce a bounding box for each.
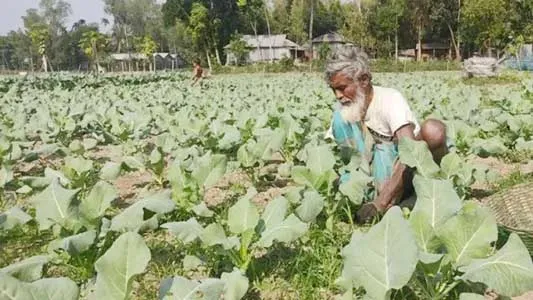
[79,30,108,72]
[227,35,251,65]
[0,72,532,299]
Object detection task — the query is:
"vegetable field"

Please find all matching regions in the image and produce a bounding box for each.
[1,72,532,300]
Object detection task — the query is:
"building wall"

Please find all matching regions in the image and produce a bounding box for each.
[248,47,292,62]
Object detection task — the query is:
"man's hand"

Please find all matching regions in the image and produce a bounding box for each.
[373,124,416,212]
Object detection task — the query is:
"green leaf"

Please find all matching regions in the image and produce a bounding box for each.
[99,162,122,180]
[306,145,335,175]
[162,218,203,244]
[255,128,286,161]
[0,255,49,282]
[65,156,93,175]
[440,152,463,179]
[342,207,418,300]
[83,138,98,150]
[110,190,175,232]
[48,230,97,255]
[515,137,533,151]
[201,223,228,247]
[295,190,324,222]
[0,275,79,300]
[437,201,497,267]
[219,126,241,149]
[191,203,214,217]
[261,196,289,230]
[79,181,118,222]
[182,255,203,271]
[44,168,70,186]
[0,207,32,230]
[68,140,83,153]
[284,186,303,204]
[258,214,309,247]
[150,148,163,165]
[409,176,462,252]
[398,138,439,178]
[16,185,32,195]
[339,171,372,205]
[158,277,225,300]
[191,153,227,189]
[471,137,507,156]
[30,277,80,300]
[292,166,336,191]
[459,234,533,297]
[123,155,145,170]
[228,194,259,234]
[93,232,151,300]
[30,179,80,230]
[0,167,14,187]
[221,268,249,300]
[237,142,257,168]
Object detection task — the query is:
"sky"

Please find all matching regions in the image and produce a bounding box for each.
[1,0,108,35]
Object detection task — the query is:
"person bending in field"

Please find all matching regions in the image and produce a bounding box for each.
[325,46,449,224]
[191,60,204,86]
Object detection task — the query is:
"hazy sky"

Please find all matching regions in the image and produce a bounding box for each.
[1,0,108,35]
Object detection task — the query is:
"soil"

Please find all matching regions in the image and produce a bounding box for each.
[111,170,153,205]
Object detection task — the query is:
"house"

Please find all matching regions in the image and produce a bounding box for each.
[416,42,451,60]
[399,42,451,61]
[109,53,148,72]
[225,34,305,65]
[152,53,185,70]
[310,32,348,59]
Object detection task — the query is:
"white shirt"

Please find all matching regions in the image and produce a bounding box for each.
[325,86,420,140]
[364,86,420,138]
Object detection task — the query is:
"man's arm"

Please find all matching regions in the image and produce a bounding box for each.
[373,124,415,211]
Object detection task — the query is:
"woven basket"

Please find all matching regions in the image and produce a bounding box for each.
[483,182,533,256]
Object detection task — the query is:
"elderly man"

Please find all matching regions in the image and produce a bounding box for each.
[325,46,449,223]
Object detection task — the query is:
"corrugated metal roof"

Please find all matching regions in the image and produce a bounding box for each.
[225,35,302,49]
[110,53,148,60]
[312,32,345,43]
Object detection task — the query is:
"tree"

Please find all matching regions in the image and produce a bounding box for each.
[39,0,72,35]
[137,36,158,71]
[340,4,376,53]
[408,0,433,61]
[79,30,108,73]
[28,24,51,72]
[373,0,405,59]
[271,0,291,34]
[227,34,250,65]
[461,0,510,56]
[237,0,270,61]
[430,0,462,60]
[289,0,307,44]
[187,2,212,69]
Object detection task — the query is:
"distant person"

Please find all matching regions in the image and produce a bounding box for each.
[325,45,450,223]
[191,60,204,86]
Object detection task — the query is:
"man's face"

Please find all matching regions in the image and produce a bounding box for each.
[329,72,358,105]
[329,72,368,123]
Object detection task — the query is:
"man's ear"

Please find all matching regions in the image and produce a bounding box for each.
[358,74,371,88]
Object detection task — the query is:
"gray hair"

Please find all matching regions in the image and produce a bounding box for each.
[325,45,371,82]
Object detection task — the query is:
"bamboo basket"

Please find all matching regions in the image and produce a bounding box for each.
[483,182,533,256]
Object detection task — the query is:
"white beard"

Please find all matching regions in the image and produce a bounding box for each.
[339,88,366,124]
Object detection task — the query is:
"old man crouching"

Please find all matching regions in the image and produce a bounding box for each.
[325,46,449,223]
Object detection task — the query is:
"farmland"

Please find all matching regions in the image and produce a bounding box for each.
[0,71,533,299]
